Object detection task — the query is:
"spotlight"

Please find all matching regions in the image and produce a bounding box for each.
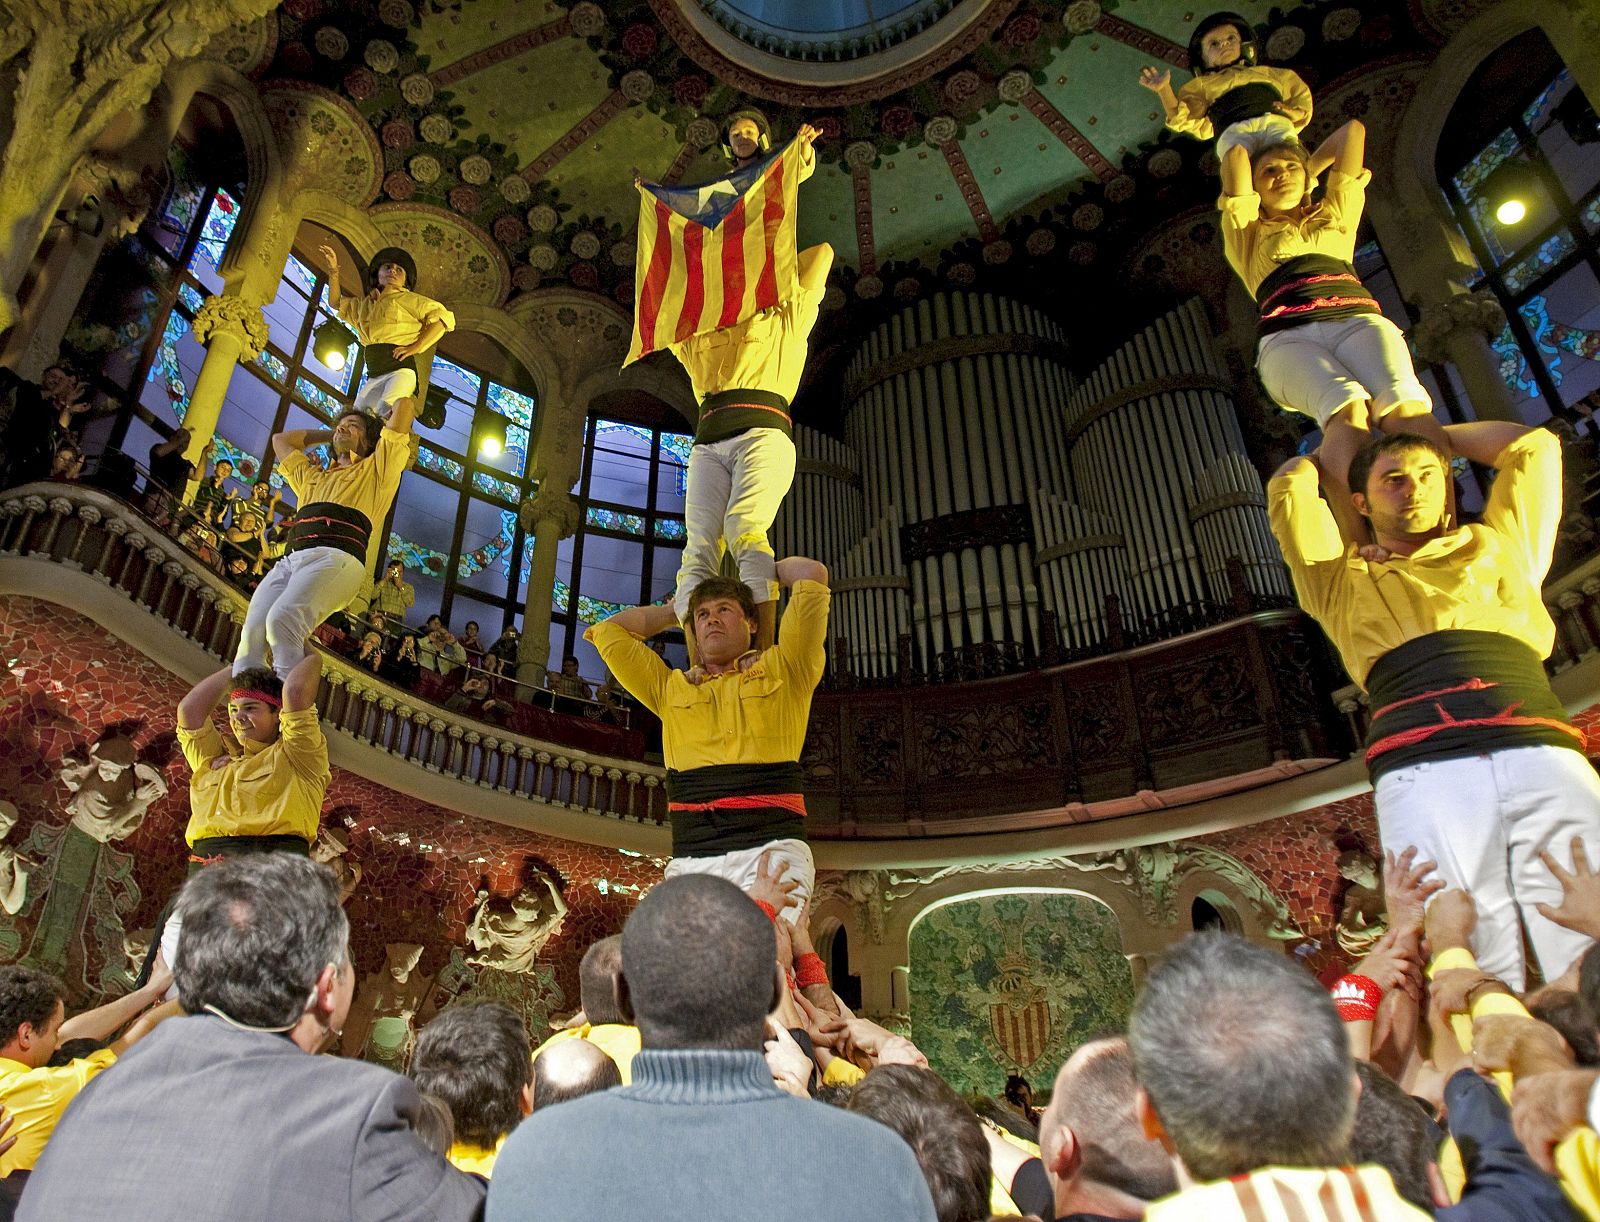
[418,383,451,430]
[474,412,507,459]
[312,318,357,371]
[1552,90,1600,146]
[1479,157,1542,228]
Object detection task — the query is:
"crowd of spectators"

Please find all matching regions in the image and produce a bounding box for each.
[4,837,1600,1220]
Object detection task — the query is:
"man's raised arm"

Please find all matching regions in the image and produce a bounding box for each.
[177,665,235,732]
[607,602,679,638]
[776,557,828,589]
[271,427,333,462]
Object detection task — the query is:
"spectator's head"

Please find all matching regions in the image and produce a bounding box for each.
[409,1000,533,1150]
[250,481,272,503]
[497,625,519,643]
[227,667,284,746]
[1003,1073,1033,1112]
[212,458,233,480]
[1128,933,1356,1184]
[366,609,387,630]
[51,440,84,479]
[847,1065,990,1222]
[1349,1060,1449,1211]
[39,364,85,404]
[620,874,775,1051]
[425,614,444,632]
[361,630,382,654]
[1528,990,1600,1067]
[1347,433,1452,538]
[561,655,579,676]
[686,577,758,667]
[172,426,192,449]
[385,560,404,579]
[174,854,352,1054]
[464,620,479,639]
[0,965,67,1068]
[460,674,489,698]
[532,1036,622,1111]
[578,935,631,1026]
[1039,1036,1176,1214]
[331,410,381,459]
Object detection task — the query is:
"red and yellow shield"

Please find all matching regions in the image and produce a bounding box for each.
[989,996,1051,1071]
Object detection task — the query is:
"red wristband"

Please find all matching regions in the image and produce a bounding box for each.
[795,951,828,989]
[1331,974,1383,1022]
[753,899,779,924]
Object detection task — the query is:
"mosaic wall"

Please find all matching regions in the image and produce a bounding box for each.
[908,893,1134,1098]
[0,595,663,1057]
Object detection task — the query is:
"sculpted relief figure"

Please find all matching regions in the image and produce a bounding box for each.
[466,871,568,975]
[60,736,168,843]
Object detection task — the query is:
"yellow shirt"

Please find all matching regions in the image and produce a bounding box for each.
[584,582,830,771]
[1266,431,1560,688]
[0,1049,117,1174]
[279,425,410,525]
[669,284,825,405]
[1145,1165,1430,1221]
[1219,168,1370,299]
[532,1023,642,1085]
[447,1136,505,1178]
[333,287,455,346]
[178,707,329,845]
[821,1056,866,1088]
[1169,63,1313,140]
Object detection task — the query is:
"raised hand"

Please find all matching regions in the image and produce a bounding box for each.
[1384,845,1444,932]
[1138,66,1171,92]
[316,243,340,278]
[746,849,800,915]
[1424,888,1477,955]
[1535,836,1600,940]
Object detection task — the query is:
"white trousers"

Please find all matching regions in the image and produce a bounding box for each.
[354,368,416,419]
[1215,112,1300,161]
[234,546,367,679]
[673,428,796,620]
[1257,314,1431,428]
[663,837,814,926]
[1375,745,1600,989]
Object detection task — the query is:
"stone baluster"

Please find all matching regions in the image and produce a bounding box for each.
[586,763,605,813]
[533,750,553,799]
[114,529,146,590]
[34,496,72,557]
[623,771,643,820]
[193,587,220,656]
[512,746,534,794]
[604,767,623,816]
[16,494,48,554]
[0,499,28,552]
[174,571,201,637]
[66,503,100,568]
[463,729,483,783]
[94,516,127,580]
[642,774,662,822]
[551,755,571,806]
[444,723,465,777]
[476,735,498,787]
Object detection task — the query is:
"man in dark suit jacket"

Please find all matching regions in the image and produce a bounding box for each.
[17,855,484,1222]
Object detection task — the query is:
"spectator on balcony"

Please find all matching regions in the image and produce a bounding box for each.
[16,855,486,1222]
[367,560,415,623]
[191,456,236,529]
[1269,422,1600,991]
[420,621,467,677]
[380,632,421,688]
[586,558,829,918]
[145,428,198,522]
[0,363,91,489]
[221,506,268,578]
[486,624,520,677]
[445,673,509,724]
[460,620,487,669]
[1128,933,1429,1220]
[49,439,84,482]
[547,656,593,701]
[355,630,385,675]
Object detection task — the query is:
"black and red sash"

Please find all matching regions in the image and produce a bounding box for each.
[287,501,372,560]
[695,389,793,446]
[666,760,806,857]
[1257,255,1380,335]
[1364,630,1584,782]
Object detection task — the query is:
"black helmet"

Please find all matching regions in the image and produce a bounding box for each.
[721,108,773,160]
[1188,12,1258,74]
[366,246,419,293]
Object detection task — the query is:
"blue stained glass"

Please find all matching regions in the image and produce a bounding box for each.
[153,311,192,420]
[661,431,692,494]
[256,349,289,382]
[577,593,628,623]
[1523,71,1570,129]
[472,470,521,502]
[294,376,347,418]
[206,437,267,483]
[155,159,206,257]
[431,356,482,396]
[1503,230,1577,293]
[487,381,535,428]
[654,518,686,541]
[415,445,465,481]
[1584,194,1600,232]
[283,255,319,297]
[586,506,646,535]
[552,581,571,614]
[189,189,240,274]
[1454,128,1520,199]
[178,282,205,313]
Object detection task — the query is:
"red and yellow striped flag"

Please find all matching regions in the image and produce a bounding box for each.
[624,139,804,367]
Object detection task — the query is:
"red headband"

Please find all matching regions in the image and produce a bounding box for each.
[228,687,282,709]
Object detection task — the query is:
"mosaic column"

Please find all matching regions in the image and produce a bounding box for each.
[183,294,269,474]
[516,483,581,685]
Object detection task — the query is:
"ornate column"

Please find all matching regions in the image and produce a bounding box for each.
[516,483,581,685]
[183,293,269,469]
[1408,291,1520,424]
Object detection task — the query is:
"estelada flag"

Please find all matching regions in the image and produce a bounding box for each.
[624,138,804,367]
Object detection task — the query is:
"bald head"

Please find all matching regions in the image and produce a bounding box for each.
[1041,1037,1176,1209]
[533,1036,621,1111]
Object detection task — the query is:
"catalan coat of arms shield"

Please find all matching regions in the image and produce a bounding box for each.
[989,995,1051,1071]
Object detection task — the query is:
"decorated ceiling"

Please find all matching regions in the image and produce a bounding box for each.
[210,0,1465,319]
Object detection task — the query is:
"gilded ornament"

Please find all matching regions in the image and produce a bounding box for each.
[379,0,414,28]
[568,3,607,38]
[923,116,958,146]
[1265,26,1306,59]
[399,73,434,105]
[609,239,635,267]
[1104,174,1136,203]
[685,117,719,148]
[364,38,399,73]
[1072,203,1103,231]
[570,231,601,260]
[527,204,559,233]
[419,113,454,144]
[528,243,559,270]
[1322,7,1361,39]
[997,69,1033,104]
[982,239,1013,265]
[1147,148,1183,179]
[499,175,531,204]
[1026,228,1056,257]
[408,154,440,184]
[458,154,492,185]
[313,26,349,59]
[946,262,976,286]
[844,140,878,170]
[855,274,883,299]
[620,70,655,104]
[1063,0,1102,35]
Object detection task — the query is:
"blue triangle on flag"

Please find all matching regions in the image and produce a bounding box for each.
[645,140,789,230]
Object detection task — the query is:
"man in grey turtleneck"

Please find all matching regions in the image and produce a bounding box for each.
[487,874,935,1222]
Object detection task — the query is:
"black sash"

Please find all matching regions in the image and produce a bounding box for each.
[695,388,793,446]
[287,501,372,560]
[1256,255,1381,335]
[1210,80,1284,132]
[1364,630,1583,782]
[666,761,807,858]
[362,342,419,380]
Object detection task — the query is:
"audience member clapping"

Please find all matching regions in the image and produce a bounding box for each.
[16,854,484,1222]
